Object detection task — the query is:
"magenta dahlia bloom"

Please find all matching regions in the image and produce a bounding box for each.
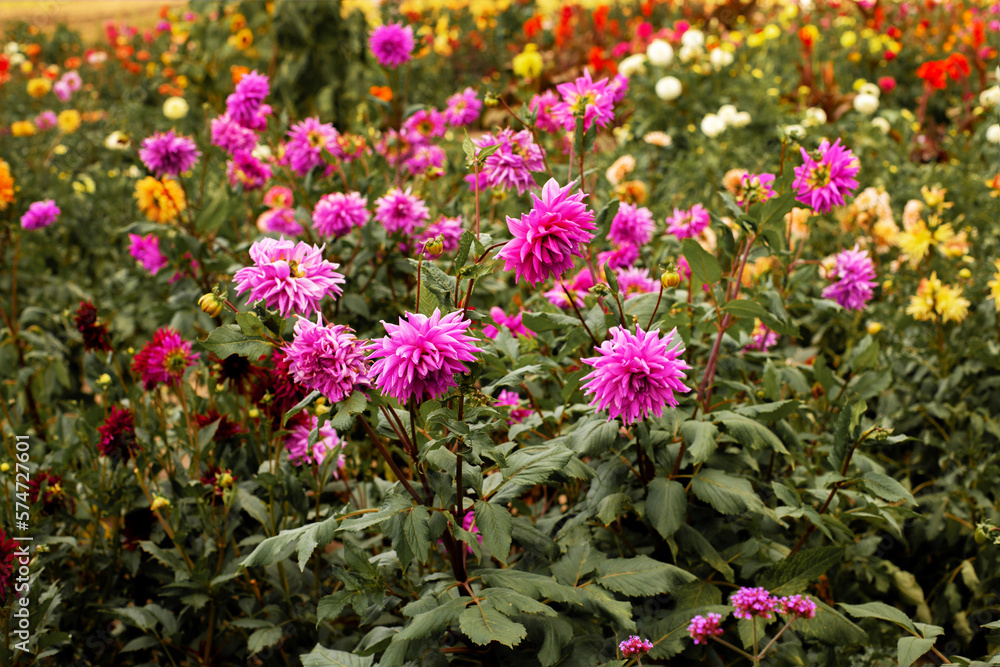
[482,306,534,339]
[370,22,414,68]
[581,325,692,424]
[35,110,57,131]
[687,613,724,645]
[285,117,338,176]
[256,207,304,236]
[793,138,860,213]
[598,243,639,270]
[264,186,294,209]
[375,187,430,235]
[234,237,345,317]
[227,149,271,191]
[368,309,479,404]
[286,316,371,403]
[131,327,199,390]
[375,127,421,168]
[738,172,777,207]
[822,245,877,311]
[313,192,369,239]
[744,321,780,352]
[779,594,818,620]
[225,70,271,131]
[608,73,630,103]
[476,129,545,194]
[211,114,257,154]
[139,130,201,177]
[731,587,780,621]
[616,267,658,299]
[97,405,137,462]
[554,69,615,131]
[403,108,447,139]
[403,143,446,176]
[416,215,463,257]
[20,200,60,230]
[286,414,345,469]
[497,178,596,286]
[618,635,654,659]
[128,233,168,275]
[528,90,563,134]
[494,390,532,424]
[666,204,710,240]
[444,87,481,126]
[609,202,654,247]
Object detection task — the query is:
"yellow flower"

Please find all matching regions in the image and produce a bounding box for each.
[0,160,14,211]
[163,96,189,120]
[11,120,36,137]
[896,219,933,264]
[988,259,1000,312]
[27,77,51,98]
[73,174,96,196]
[841,31,857,48]
[512,43,543,79]
[134,176,186,223]
[906,273,942,321]
[921,185,952,210]
[746,32,765,48]
[57,109,81,133]
[175,75,188,89]
[935,284,969,323]
[151,496,171,511]
[762,24,780,40]
[233,28,253,50]
[866,322,882,334]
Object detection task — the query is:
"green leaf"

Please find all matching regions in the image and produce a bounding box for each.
[713,411,788,454]
[795,600,868,645]
[317,590,363,625]
[551,542,607,586]
[121,636,159,652]
[733,400,799,422]
[235,486,271,528]
[839,601,917,634]
[757,546,843,596]
[691,469,766,516]
[282,390,321,427]
[680,421,718,464]
[396,598,469,642]
[860,472,914,504]
[596,492,632,526]
[236,311,272,339]
[898,637,936,667]
[198,324,273,360]
[247,626,283,656]
[300,645,375,667]
[482,364,544,395]
[721,299,793,336]
[481,588,555,617]
[455,230,474,268]
[459,601,527,647]
[593,555,695,597]
[681,238,722,285]
[604,262,620,294]
[675,525,734,581]
[474,501,513,558]
[594,199,621,234]
[646,478,686,539]
[828,399,866,472]
[491,446,575,503]
[403,505,431,563]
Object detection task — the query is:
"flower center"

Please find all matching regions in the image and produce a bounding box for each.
[287,259,305,278]
[807,162,832,189]
[164,349,189,375]
[307,130,325,149]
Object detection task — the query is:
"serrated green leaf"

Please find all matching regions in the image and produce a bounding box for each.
[646,478,686,539]
[198,324,273,359]
[459,601,527,647]
[474,501,513,558]
[860,472,914,504]
[757,546,843,595]
[691,469,766,516]
[481,588,555,617]
[898,637,936,666]
[593,555,695,597]
[247,627,283,656]
[300,645,374,667]
[839,601,917,634]
[681,238,722,284]
[680,420,718,464]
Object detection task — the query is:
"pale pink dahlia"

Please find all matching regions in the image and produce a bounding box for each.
[482,306,534,339]
[313,192,369,238]
[581,325,691,424]
[368,309,479,404]
[730,587,780,621]
[618,635,653,659]
[128,233,168,275]
[496,178,596,286]
[233,237,345,317]
[375,187,430,235]
[286,316,371,403]
[476,128,545,194]
[609,202,654,247]
[131,327,199,390]
[666,204,710,240]
[793,138,860,214]
[285,414,345,469]
[822,245,877,311]
[369,23,414,69]
[687,613,724,645]
[554,69,615,131]
[444,87,481,126]
[285,117,338,176]
[779,594,817,620]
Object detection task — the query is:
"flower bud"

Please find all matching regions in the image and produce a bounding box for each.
[958,268,971,279]
[198,293,224,317]
[248,407,260,419]
[424,236,444,257]
[97,373,112,387]
[484,92,499,108]
[661,271,682,289]
[866,322,882,334]
[0,463,9,473]
[151,496,171,511]
[975,527,988,545]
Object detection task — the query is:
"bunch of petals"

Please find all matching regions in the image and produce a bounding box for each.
[131,327,199,390]
[257,207,303,236]
[737,172,777,207]
[74,301,112,352]
[416,215,463,257]
[369,22,414,69]
[494,390,532,424]
[497,178,596,286]
[403,143,446,177]
[609,202,654,246]
[582,325,692,424]
[793,138,860,214]
[528,90,564,133]
[598,243,640,270]
[616,266,658,299]
[264,186,294,209]
[129,233,168,275]
[473,129,545,195]
[444,87,481,126]
[554,69,616,131]
[375,187,430,235]
[744,319,780,352]
[313,191,370,239]
[54,71,82,102]
[285,414,345,469]
[225,70,271,131]
[333,132,367,162]
[368,308,479,404]
[375,127,420,167]
[97,406,137,462]
[482,306,534,339]
[687,613,725,645]
[285,117,338,176]
[227,149,271,191]
[35,110,57,131]
[666,203,710,239]
[286,316,371,404]
[20,199,60,230]
[134,176,186,224]
[544,269,594,309]
[403,108,447,139]
[618,635,654,659]
[778,594,817,619]
[730,587,781,620]
[234,237,345,317]
[211,114,257,154]
[139,130,201,177]
[821,245,877,311]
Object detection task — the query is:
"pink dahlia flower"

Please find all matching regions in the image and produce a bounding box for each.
[370,23,414,69]
[285,414,345,469]
[375,187,430,235]
[738,172,777,207]
[285,117,338,176]
[313,192,369,238]
[211,114,257,154]
[730,587,780,620]
[554,68,615,131]
[227,149,271,191]
[128,233,168,275]
[528,90,563,134]
[482,306,534,339]
[475,128,546,194]
[286,316,371,403]
[793,138,860,214]
[616,267,658,299]
[234,237,345,317]
[35,111,57,131]
[139,130,201,177]
[687,613,724,645]
[494,389,531,424]
[779,594,818,620]
[20,200,60,230]
[263,186,294,209]
[598,243,639,270]
[444,87,481,126]
[131,327,199,390]
[544,269,595,309]
[496,178,596,286]
[581,325,692,424]
[618,635,654,659]
[225,70,271,131]
[368,309,479,404]
[666,204,710,239]
[822,245,877,311]
[256,207,304,236]
[609,202,654,247]
[403,108,447,139]
[416,215,464,257]
[402,143,446,176]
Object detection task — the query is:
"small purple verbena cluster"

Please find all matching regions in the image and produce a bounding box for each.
[618,635,654,659]
[687,613,724,645]
[731,586,782,620]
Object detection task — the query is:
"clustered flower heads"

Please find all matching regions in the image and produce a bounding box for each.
[687,613,724,644]
[286,316,371,404]
[793,138,860,214]
[619,635,654,658]
[581,325,692,424]
[687,588,817,647]
[368,308,479,404]
[822,245,877,311]
[234,237,345,318]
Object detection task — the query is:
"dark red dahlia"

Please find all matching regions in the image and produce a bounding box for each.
[74,301,112,352]
[0,528,18,603]
[97,406,138,463]
[195,409,247,441]
[27,470,71,515]
[252,350,307,425]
